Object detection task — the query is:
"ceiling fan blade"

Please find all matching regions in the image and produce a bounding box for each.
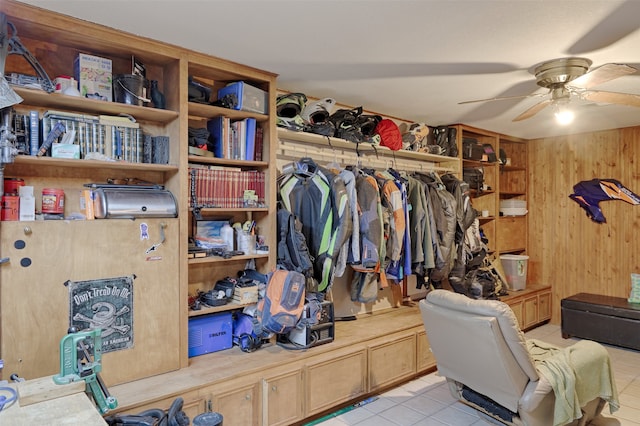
[459,91,546,105]
[582,90,640,107]
[512,99,553,122]
[569,63,637,89]
[566,1,640,54]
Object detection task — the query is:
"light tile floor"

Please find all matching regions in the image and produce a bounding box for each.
[310,324,640,426]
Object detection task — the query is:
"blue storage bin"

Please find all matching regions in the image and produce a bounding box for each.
[217,81,268,114]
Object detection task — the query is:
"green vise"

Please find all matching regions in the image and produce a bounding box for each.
[53,328,118,414]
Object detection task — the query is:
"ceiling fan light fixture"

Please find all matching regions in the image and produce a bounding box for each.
[554,102,574,125]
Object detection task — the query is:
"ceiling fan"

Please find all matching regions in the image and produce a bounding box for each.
[459,57,640,122]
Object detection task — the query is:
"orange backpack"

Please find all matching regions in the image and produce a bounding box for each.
[256,269,306,335]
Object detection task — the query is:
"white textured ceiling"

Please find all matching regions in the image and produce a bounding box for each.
[19,0,640,140]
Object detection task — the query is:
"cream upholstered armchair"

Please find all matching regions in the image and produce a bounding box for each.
[419,289,619,426]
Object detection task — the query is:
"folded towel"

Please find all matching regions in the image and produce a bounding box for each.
[527,339,619,426]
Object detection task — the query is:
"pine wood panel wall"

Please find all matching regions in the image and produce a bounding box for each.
[528,126,640,323]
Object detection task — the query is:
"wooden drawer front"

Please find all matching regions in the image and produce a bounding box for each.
[416,330,436,372]
[538,292,551,321]
[369,334,416,392]
[497,216,526,251]
[263,370,303,426]
[305,349,367,416]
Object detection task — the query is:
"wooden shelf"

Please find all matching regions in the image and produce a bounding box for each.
[187,156,268,168]
[191,207,269,214]
[14,87,179,124]
[188,253,269,265]
[188,301,252,317]
[188,102,269,122]
[278,128,460,171]
[9,155,178,171]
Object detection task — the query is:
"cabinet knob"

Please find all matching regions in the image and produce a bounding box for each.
[271,385,277,392]
[245,394,251,400]
[23,226,32,235]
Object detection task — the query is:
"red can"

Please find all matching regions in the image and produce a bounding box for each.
[42,188,65,214]
[4,178,25,195]
[1,195,20,221]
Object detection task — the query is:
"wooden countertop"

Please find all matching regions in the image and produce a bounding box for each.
[1,376,106,425]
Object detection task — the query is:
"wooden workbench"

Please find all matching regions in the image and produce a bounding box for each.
[0,376,107,425]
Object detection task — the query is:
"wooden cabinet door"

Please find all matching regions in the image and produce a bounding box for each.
[416,330,436,373]
[204,382,259,426]
[0,219,180,384]
[263,369,303,426]
[523,296,539,329]
[508,299,524,329]
[538,291,551,322]
[368,334,416,391]
[305,349,367,416]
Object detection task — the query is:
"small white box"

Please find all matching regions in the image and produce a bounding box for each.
[19,186,35,221]
[74,53,113,101]
[52,143,80,159]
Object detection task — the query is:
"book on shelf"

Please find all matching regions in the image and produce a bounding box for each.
[254,126,263,161]
[206,116,258,161]
[245,118,256,161]
[188,166,266,208]
[207,116,230,159]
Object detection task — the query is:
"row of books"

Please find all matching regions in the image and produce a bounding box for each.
[206,116,263,161]
[189,166,266,209]
[35,110,150,163]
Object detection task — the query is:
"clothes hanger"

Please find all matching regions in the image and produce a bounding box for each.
[325,137,342,170]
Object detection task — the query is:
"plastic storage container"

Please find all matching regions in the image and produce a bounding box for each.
[217,81,268,114]
[500,254,529,291]
[500,199,527,216]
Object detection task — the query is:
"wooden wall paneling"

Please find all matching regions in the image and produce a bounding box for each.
[528,127,640,323]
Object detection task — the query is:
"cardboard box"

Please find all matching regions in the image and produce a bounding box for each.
[19,186,35,221]
[74,53,113,102]
[188,312,233,357]
[217,81,268,114]
[232,284,259,304]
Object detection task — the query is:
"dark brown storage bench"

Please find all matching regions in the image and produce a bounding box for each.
[561,293,640,351]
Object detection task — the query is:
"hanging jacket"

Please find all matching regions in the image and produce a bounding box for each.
[414,172,457,287]
[332,168,360,277]
[278,158,351,292]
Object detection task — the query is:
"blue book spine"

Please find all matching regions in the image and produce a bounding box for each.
[29,110,39,156]
[206,116,224,158]
[245,118,256,161]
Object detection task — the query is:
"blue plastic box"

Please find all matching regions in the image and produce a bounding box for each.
[188,312,233,357]
[217,81,268,114]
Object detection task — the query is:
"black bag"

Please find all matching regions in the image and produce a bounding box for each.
[277,206,314,276]
[431,126,458,157]
[463,138,484,160]
[463,167,484,192]
[464,268,498,300]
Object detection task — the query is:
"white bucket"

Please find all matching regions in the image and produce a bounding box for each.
[500,254,529,291]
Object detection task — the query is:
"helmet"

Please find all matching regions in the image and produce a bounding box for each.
[301,98,336,125]
[276,92,308,131]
